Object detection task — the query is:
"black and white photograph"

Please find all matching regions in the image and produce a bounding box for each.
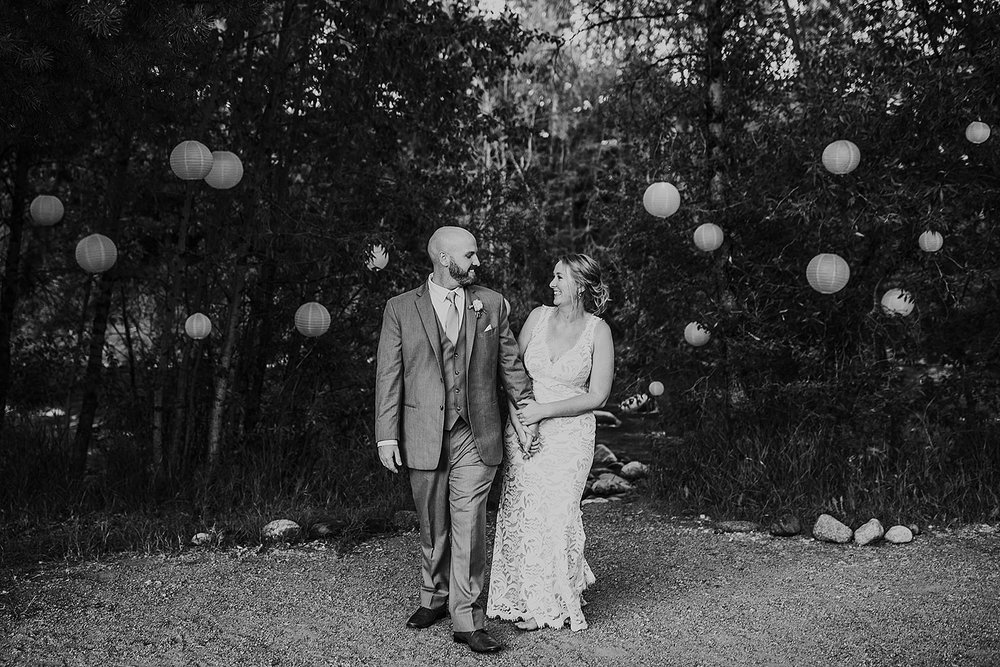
[1,1,999,665]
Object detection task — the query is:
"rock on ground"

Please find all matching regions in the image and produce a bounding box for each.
[813,514,852,544]
[885,525,914,544]
[769,514,801,537]
[619,461,650,481]
[593,444,617,464]
[854,519,885,546]
[261,519,300,542]
[592,473,633,496]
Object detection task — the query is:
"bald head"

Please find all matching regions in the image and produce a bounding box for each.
[427,226,477,263]
[427,226,480,288]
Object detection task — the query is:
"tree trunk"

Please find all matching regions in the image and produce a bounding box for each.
[71,141,130,479]
[0,148,31,436]
[73,273,114,477]
[207,266,246,468]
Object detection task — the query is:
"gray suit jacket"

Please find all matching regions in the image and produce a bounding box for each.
[374,282,532,469]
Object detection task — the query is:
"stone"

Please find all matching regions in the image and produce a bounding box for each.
[854,518,885,546]
[261,519,301,542]
[619,461,650,481]
[907,523,921,536]
[593,444,617,464]
[884,525,914,544]
[392,510,420,532]
[191,532,212,547]
[581,497,609,505]
[591,473,633,496]
[812,514,852,544]
[308,521,345,539]
[716,520,759,533]
[768,514,802,537]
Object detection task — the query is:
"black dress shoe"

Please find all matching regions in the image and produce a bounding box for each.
[406,606,448,629]
[453,629,503,653]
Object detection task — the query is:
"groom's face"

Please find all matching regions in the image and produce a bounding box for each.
[447,240,481,287]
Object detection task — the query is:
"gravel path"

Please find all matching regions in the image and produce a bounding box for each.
[3,501,1000,666]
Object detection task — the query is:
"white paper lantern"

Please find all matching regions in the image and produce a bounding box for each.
[648,381,664,397]
[642,182,681,218]
[204,151,244,189]
[693,223,724,251]
[966,121,991,145]
[170,140,214,180]
[295,302,331,337]
[918,230,943,253]
[806,253,850,294]
[75,234,118,274]
[881,288,915,317]
[684,322,711,347]
[184,313,212,340]
[366,244,389,271]
[821,140,861,175]
[29,195,64,226]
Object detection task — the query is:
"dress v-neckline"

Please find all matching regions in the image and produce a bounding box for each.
[543,310,590,364]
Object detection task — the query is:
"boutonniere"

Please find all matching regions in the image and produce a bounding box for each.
[469,299,484,318]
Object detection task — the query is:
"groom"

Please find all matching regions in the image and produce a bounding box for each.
[375,226,533,654]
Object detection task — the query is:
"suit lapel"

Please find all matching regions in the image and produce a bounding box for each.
[464,287,477,375]
[414,284,444,374]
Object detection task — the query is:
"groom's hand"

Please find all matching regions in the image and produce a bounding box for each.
[379,444,403,473]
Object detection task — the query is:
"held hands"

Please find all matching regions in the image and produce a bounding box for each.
[516,399,547,427]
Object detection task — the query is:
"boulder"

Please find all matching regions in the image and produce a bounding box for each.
[619,461,650,481]
[308,521,345,539]
[261,519,301,542]
[593,444,617,465]
[812,514,852,544]
[191,532,212,547]
[768,514,802,537]
[591,473,633,496]
[884,525,914,544]
[853,518,885,546]
[581,497,609,505]
[907,523,921,536]
[392,510,420,532]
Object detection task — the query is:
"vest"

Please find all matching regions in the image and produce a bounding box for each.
[436,306,471,431]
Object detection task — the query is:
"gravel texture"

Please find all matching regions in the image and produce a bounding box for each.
[3,501,1000,666]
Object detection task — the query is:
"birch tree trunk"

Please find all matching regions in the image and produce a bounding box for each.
[0,148,31,436]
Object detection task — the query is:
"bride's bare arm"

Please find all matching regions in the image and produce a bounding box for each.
[516,320,614,425]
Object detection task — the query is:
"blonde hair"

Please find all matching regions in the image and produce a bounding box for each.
[558,253,610,315]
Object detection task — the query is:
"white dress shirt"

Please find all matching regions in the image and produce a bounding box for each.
[377,277,465,448]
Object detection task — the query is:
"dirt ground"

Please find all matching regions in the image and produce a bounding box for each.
[2,500,1000,667]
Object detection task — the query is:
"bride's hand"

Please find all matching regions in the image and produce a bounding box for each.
[516,399,547,427]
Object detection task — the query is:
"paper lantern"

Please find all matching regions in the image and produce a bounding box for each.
[806,253,850,294]
[648,381,664,397]
[966,121,990,144]
[295,302,331,337]
[642,182,681,218]
[918,230,943,253]
[684,322,711,347]
[881,288,915,317]
[204,151,244,189]
[821,140,861,175]
[693,223,724,252]
[29,195,64,226]
[183,313,212,340]
[366,244,389,271]
[170,140,214,180]
[75,234,117,274]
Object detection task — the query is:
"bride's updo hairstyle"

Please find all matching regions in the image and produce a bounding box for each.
[559,253,610,316]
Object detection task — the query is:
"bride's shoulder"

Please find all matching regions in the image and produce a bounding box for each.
[523,305,549,326]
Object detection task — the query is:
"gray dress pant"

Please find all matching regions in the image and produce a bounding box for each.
[408,419,497,633]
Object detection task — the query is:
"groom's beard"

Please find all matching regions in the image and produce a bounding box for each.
[449,261,477,287]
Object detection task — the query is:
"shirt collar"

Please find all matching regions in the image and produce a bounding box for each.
[427,275,465,302]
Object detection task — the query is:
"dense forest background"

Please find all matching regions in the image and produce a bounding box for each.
[2,0,999,559]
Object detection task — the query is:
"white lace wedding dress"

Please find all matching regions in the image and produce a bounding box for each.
[487,306,599,631]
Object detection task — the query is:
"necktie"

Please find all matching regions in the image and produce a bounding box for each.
[445,291,460,345]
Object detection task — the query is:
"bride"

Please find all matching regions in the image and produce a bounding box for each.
[486,253,614,632]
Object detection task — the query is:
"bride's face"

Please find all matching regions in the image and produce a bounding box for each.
[549,261,579,306]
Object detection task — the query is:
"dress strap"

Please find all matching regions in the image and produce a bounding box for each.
[583,314,600,350]
[529,305,552,342]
